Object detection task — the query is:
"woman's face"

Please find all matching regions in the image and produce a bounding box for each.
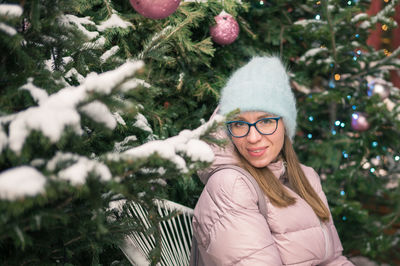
[230,111,285,168]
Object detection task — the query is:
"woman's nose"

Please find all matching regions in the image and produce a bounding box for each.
[246,125,262,143]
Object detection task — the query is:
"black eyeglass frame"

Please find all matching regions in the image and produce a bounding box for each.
[226,117,281,138]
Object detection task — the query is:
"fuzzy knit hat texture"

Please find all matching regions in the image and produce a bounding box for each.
[219,56,297,140]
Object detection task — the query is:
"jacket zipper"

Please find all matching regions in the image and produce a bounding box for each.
[320,221,331,262]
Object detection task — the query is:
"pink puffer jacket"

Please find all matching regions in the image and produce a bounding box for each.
[192,136,354,265]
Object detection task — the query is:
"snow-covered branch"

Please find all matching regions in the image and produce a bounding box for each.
[109,114,224,172]
[2,60,144,153]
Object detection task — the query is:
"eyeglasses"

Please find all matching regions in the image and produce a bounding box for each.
[226,117,281,138]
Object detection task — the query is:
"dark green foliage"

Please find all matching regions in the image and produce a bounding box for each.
[1,0,399,264]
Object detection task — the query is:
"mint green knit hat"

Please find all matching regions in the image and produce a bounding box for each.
[219,56,297,140]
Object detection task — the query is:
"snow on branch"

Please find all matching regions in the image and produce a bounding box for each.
[299,47,328,63]
[0,22,17,36]
[47,152,112,185]
[355,0,398,29]
[133,113,153,133]
[294,19,327,27]
[59,14,98,40]
[19,78,49,104]
[0,4,23,17]
[3,60,144,153]
[100,45,120,63]
[0,166,46,200]
[112,114,224,172]
[83,60,144,94]
[97,13,133,32]
[80,101,117,129]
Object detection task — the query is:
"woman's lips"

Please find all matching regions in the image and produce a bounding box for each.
[247,147,267,157]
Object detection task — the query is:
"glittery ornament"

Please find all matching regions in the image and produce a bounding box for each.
[351,112,370,131]
[129,0,181,19]
[367,81,390,99]
[209,11,239,45]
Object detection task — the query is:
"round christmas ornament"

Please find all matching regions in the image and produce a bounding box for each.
[209,11,239,45]
[367,81,390,99]
[351,112,370,131]
[129,0,181,19]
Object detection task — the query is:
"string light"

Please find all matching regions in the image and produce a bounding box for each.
[308,116,314,122]
[329,80,336,88]
[347,95,352,100]
[331,129,337,135]
[395,155,400,161]
[334,74,341,81]
[315,14,321,20]
[340,190,346,196]
[382,24,388,31]
[342,216,347,221]
[383,49,392,56]
[370,168,375,173]
[352,105,357,110]
[355,34,360,38]
[347,0,352,5]
[307,133,313,139]
[340,122,345,128]
[342,151,349,158]
[372,141,378,148]
[335,120,341,126]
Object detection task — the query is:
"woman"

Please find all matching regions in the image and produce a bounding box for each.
[192,56,354,265]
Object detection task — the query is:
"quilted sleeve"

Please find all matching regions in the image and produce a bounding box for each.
[193,169,283,266]
[304,166,354,266]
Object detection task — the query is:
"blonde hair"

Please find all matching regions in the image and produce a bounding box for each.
[235,135,330,222]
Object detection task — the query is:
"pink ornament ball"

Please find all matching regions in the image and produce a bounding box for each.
[351,112,370,132]
[130,0,181,19]
[210,11,239,45]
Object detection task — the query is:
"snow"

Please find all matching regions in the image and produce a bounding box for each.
[97,13,133,32]
[6,60,143,153]
[294,19,326,27]
[0,4,23,17]
[119,114,224,172]
[359,21,370,29]
[299,47,328,62]
[19,78,49,105]
[84,60,144,94]
[100,45,120,63]
[8,103,83,152]
[113,135,138,152]
[351,13,368,23]
[133,113,153,133]
[80,101,116,129]
[120,78,151,92]
[0,127,7,153]
[113,112,126,126]
[47,152,111,185]
[59,14,98,40]
[0,22,17,36]
[0,166,46,200]
[149,178,167,186]
[44,56,74,72]
[83,36,106,49]
[65,68,85,83]
[181,139,214,162]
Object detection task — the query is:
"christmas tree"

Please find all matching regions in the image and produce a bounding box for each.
[0,0,399,265]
